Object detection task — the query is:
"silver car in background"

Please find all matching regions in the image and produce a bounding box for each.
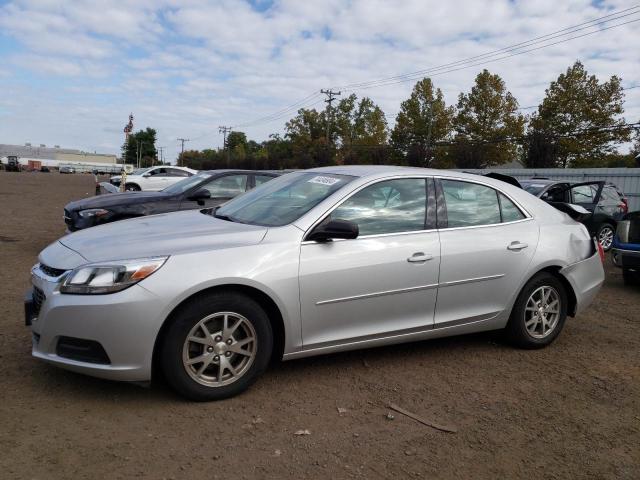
[27,166,605,400]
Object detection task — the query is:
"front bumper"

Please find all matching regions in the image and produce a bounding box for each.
[560,244,605,316]
[28,267,167,382]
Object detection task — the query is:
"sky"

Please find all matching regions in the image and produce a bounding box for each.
[0,0,638,163]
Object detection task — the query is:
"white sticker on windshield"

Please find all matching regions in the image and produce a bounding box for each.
[307,175,341,186]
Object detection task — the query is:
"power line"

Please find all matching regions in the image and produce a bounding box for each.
[334,6,640,91]
[184,6,639,138]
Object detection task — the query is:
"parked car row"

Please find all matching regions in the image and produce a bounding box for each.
[29,166,607,401]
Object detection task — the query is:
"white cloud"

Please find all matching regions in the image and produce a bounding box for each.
[0,0,638,161]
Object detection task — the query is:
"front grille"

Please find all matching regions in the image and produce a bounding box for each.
[32,286,45,315]
[40,263,67,278]
[110,179,121,187]
[56,337,111,364]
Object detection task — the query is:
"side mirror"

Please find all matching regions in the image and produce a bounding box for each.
[307,219,359,242]
[187,188,212,202]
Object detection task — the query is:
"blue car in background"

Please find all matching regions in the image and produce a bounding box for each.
[611,211,640,285]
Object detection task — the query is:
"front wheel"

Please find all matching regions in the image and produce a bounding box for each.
[160,291,273,401]
[597,223,615,251]
[505,273,568,349]
[125,183,140,191]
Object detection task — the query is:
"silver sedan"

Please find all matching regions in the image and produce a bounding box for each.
[27,166,605,400]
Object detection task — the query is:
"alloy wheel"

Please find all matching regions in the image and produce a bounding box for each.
[182,312,257,387]
[524,286,561,339]
[598,226,614,250]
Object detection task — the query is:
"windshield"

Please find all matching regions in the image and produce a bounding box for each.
[163,172,213,194]
[520,182,548,196]
[130,167,152,176]
[216,172,354,226]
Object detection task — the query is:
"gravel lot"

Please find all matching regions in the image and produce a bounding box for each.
[0,171,638,479]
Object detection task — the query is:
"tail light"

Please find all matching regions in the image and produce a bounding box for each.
[619,199,628,214]
[597,241,605,264]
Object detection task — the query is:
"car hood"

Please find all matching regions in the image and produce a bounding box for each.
[44,210,268,266]
[65,191,172,211]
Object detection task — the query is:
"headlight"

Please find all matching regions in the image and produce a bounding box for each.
[60,257,168,294]
[78,208,110,218]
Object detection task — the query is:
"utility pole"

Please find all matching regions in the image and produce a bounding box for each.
[321,89,341,143]
[177,138,190,166]
[157,146,165,165]
[219,126,233,167]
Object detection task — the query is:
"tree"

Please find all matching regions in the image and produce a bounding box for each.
[285,107,333,168]
[523,130,558,168]
[391,78,454,167]
[632,127,640,167]
[528,61,628,168]
[121,128,157,167]
[452,70,524,169]
[334,94,389,164]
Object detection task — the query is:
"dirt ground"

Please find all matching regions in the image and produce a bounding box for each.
[0,171,638,479]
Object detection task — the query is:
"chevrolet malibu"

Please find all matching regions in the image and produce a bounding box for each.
[26,166,605,400]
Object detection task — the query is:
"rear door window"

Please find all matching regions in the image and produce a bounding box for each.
[202,175,249,198]
[571,184,597,204]
[441,180,501,227]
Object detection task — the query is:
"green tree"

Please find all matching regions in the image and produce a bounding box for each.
[452,70,524,169]
[284,108,333,168]
[121,128,157,167]
[528,61,628,168]
[391,78,454,167]
[334,94,389,164]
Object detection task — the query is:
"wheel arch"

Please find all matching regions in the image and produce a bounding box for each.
[124,182,141,190]
[525,265,578,317]
[151,283,286,380]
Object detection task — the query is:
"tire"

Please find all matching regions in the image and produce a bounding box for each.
[160,291,273,401]
[125,183,141,191]
[623,268,640,286]
[596,223,615,251]
[505,272,568,349]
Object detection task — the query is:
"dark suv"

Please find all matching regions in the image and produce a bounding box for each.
[519,179,628,251]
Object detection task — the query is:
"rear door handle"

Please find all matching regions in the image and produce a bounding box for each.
[407,252,433,263]
[507,241,528,251]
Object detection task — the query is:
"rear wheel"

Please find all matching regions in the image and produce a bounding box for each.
[161,291,273,401]
[505,273,568,349]
[597,223,615,251]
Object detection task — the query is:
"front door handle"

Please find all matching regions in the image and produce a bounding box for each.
[507,241,528,251]
[407,252,433,263]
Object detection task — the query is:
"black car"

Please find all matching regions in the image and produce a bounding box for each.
[64,170,280,231]
[519,179,628,251]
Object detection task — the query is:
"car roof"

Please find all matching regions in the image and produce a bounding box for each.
[306,165,517,182]
[199,169,282,175]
